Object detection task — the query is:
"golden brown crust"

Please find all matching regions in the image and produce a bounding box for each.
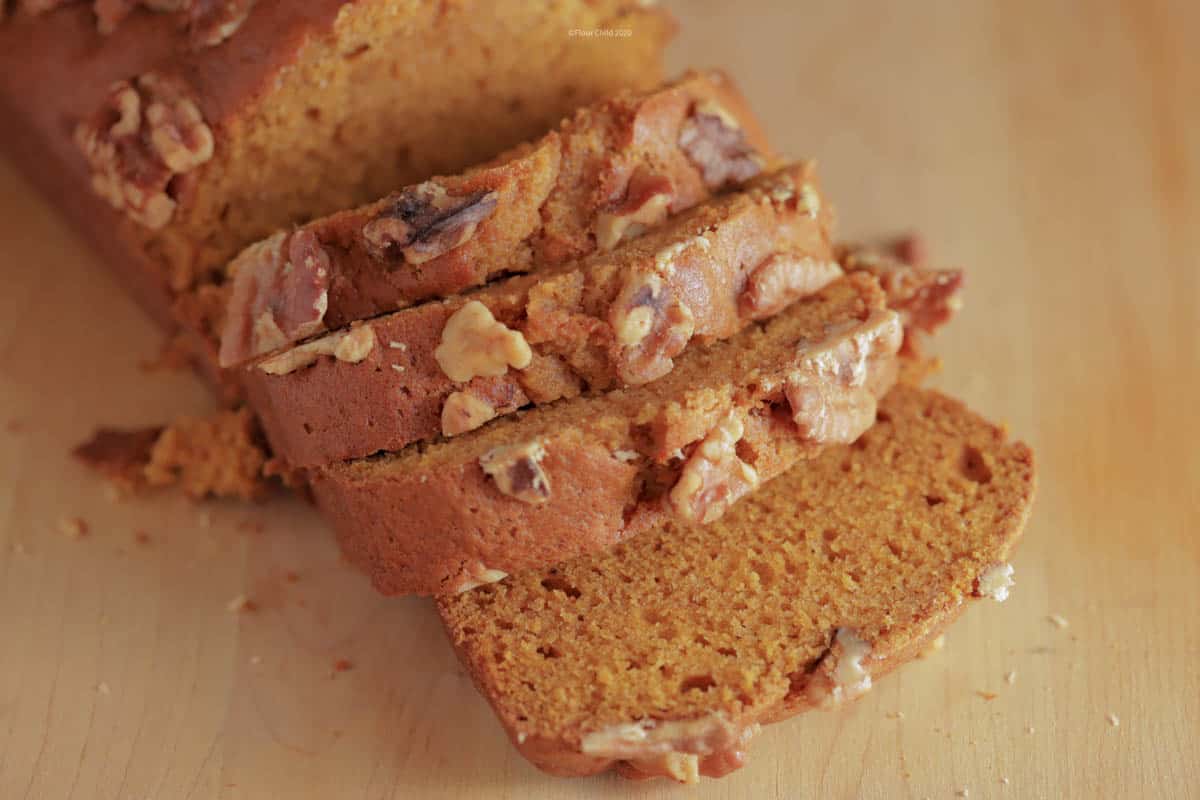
[217,70,773,367]
[436,386,1037,782]
[310,275,902,596]
[241,165,836,468]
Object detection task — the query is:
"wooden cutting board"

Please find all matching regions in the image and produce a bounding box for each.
[1,2,1196,797]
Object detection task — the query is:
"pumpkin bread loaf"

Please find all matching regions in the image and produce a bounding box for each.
[241,164,836,468]
[0,0,673,388]
[311,274,904,596]
[437,385,1036,783]
[217,70,772,367]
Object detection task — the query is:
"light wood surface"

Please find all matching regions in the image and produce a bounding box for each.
[2,2,1197,797]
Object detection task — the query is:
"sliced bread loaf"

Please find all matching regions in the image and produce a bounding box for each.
[437,385,1036,783]
[241,164,837,468]
[310,274,903,596]
[217,70,772,367]
[0,0,673,387]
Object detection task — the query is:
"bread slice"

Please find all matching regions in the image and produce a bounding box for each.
[0,0,672,385]
[437,385,1036,783]
[310,273,903,596]
[241,164,837,468]
[217,70,772,367]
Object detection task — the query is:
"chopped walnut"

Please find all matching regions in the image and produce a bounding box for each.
[361,182,498,264]
[739,253,843,320]
[784,311,903,444]
[218,229,332,367]
[75,72,213,230]
[479,440,551,504]
[841,244,965,336]
[441,391,499,437]
[256,325,375,375]
[678,99,764,190]
[582,713,742,783]
[594,167,674,251]
[610,270,695,384]
[669,413,759,524]
[434,301,532,383]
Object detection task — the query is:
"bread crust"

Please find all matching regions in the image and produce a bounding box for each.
[242,165,836,467]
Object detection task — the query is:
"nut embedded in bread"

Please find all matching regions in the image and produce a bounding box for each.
[310,273,902,596]
[437,385,1036,783]
[240,164,838,468]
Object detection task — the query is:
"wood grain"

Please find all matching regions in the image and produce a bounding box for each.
[1,1,1197,797]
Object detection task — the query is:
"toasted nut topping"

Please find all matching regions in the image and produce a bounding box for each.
[441,391,499,437]
[257,325,375,375]
[435,301,532,383]
[840,244,965,335]
[219,229,332,367]
[784,311,902,444]
[75,72,213,230]
[362,182,498,264]
[669,413,759,524]
[678,99,764,189]
[479,440,551,504]
[610,269,695,384]
[740,253,844,321]
[594,168,674,251]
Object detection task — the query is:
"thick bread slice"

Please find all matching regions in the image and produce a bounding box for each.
[310,274,902,596]
[218,70,772,367]
[242,165,837,468]
[437,385,1036,783]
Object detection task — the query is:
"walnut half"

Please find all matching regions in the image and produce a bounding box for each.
[668,413,759,524]
[784,310,903,444]
[610,265,696,385]
[434,301,532,383]
[361,182,498,264]
[739,252,843,321]
[479,440,551,504]
[75,72,214,230]
[593,167,674,251]
[678,99,764,190]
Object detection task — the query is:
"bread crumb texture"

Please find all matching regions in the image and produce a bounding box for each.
[438,385,1035,773]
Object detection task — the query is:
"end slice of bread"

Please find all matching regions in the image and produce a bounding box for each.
[437,385,1036,783]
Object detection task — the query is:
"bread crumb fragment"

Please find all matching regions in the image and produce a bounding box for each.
[957,789,970,798]
[1047,613,1069,629]
[1025,725,1035,734]
[96,681,111,695]
[976,691,998,701]
[1106,712,1120,728]
[226,595,257,613]
[1004,670,1017,685]
[1001,776,1010,786]
[59,517,89,539]
[886,710,905,720]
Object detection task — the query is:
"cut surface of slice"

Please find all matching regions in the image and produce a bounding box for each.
[311,273,902,596]
[217,69,771,366]
[437,385,1036,782]
[242,164,836,467]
